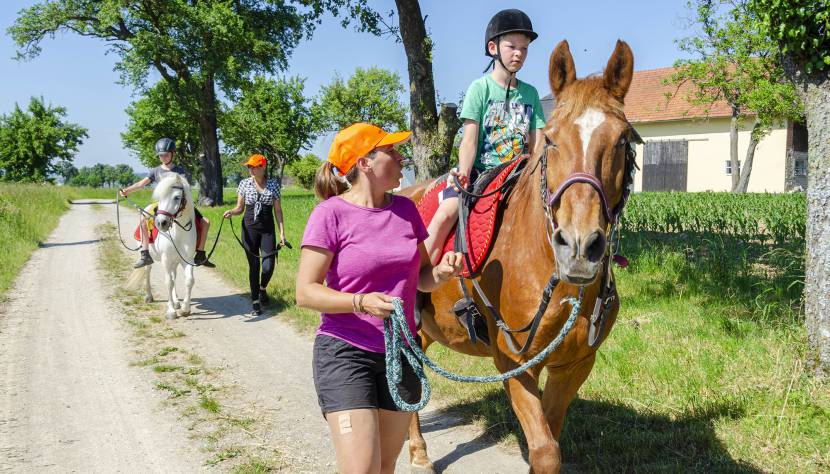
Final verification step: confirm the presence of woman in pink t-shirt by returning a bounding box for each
[296,123,462,474]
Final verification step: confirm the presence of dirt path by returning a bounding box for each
[0,201,202,473]
[1,200,529,473]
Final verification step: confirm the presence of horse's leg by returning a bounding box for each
[408,332,435,472]
[162,257,177,320]
[178,263,194,317]
[170,266,181,310]
[144,265,153,303]
[542,354,596,442]
[496,356,559,474]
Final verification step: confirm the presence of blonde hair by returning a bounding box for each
[314,162,360,200]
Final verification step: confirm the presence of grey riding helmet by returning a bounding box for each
[155,137,176,154]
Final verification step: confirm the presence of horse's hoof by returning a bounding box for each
[177,308,191,317]
[144,295,153,303]
[166,311,177,320]
[409,460,435,473]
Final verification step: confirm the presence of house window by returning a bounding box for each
[794,159,807,176]
[725,160,741,175]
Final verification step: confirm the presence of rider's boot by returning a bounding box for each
[133,250,153,268]
[194,250,216,268]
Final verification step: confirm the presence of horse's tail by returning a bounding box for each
[125,265,150,291]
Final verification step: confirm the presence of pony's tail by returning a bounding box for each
[125,266,150,291]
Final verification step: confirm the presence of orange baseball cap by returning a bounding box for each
[244,154,267,167]
[328,123,411,175]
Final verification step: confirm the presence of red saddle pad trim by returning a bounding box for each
[416,158,524,277]
[134,217,203,246]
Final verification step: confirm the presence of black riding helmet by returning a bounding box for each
[483,9,538,56]
[483,9,538,112]
[155,137,176,154]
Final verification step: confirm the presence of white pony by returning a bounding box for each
[127,174,196,319]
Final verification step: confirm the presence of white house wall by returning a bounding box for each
[631,118,787,192]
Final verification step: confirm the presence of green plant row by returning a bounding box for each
[622,192,806,244]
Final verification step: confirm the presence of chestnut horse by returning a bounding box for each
[402,40,638,473]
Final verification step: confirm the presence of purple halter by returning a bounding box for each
[546,172,616,226]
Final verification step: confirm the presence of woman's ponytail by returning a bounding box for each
[314,162,348,200]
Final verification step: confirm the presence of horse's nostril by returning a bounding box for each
[583,230,606,262]
[553,229,570,248]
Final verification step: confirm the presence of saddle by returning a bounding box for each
[133,203,203,244]
[415,157,527,278]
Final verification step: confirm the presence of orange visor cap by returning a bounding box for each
[328,123,411,175]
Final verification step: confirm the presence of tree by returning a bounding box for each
[669,0,802,193]
[0,96,87,182]
[287,153,322,190]
[222,76,319,181]
[122,81,201,181]
[748,0,830,377]
[316,67,408,131]
[53,160,78,184]
[10,0,382,204]
[113,164,137,187]
[379,1,462,179]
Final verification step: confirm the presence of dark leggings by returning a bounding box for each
[241,224,276,301]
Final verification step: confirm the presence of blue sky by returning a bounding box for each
[1,0,696,170]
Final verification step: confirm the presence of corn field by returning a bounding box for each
[621,192,806,245]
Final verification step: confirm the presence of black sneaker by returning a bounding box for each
[133,251,153,268]
[251,300,263,316]
[195,250,216,268]
[259,288,269,306]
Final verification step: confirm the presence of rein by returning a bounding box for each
[384,296,582,411]
[227,216,290,259]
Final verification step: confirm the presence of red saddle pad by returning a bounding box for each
[416,158,524,277]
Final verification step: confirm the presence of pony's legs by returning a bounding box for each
[496,356,559,474]
[143,265,153,303]
[542,354,596,441]
[178,263,194,316]
[408,332,435,471]
[161,256,178,319]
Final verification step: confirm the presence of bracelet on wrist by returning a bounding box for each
[357,293,366,313]
[352,293,359,313]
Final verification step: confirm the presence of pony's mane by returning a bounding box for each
[549,76,625,125]
[153,174,191,201]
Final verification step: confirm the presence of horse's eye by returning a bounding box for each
[617,137,627,147]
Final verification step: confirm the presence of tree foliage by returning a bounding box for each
[750,0,830,75]
[0,96,87,182]
[222,76,319,179]
[670,0,802,192]
[9,0,383,203]
[67,163,137,188]
[316,67,408,131]
[287,153,322,190]
[121,81,201,180]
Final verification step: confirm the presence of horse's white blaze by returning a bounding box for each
[575,108,606,157]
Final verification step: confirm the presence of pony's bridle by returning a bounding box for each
[154,184,192,231]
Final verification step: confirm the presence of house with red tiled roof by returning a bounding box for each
[541,66,808,192]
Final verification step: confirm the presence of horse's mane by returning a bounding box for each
[153,174,191,201]
[549,76,625,125]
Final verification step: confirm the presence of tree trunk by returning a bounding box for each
[785,57,830,378]
[197,74,223,206]
[729,107,740,192]
[395,0,461,180]
[736,120,761,193]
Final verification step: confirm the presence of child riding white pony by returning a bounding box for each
[128,174,196,319]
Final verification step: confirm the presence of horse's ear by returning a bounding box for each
[603,40,634,102]
[549,40,576,98]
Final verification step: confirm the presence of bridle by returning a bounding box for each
[539,123,642,249]
[154,183,192,232]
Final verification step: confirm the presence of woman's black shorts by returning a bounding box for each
[312,334,422,414]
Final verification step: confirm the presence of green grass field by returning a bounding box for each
[8,183,828,472]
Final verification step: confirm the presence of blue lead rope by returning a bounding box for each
[383,296,582,412]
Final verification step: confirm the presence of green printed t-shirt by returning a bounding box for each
[460,74,546,172]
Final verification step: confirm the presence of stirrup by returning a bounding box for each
[452,298,490,345]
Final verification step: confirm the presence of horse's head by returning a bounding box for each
[152,175,190,232]
[543,40,639,285]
